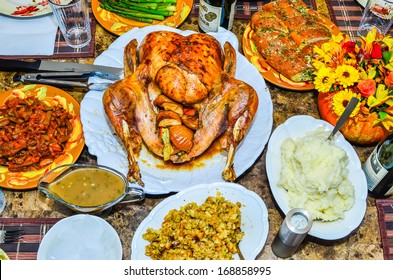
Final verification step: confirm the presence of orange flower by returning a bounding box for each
[385,72,393,87]
[357,79,376,97]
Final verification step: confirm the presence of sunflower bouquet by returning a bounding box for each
[312,27,393,137]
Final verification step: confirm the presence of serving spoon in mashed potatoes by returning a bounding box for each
[327,97,359,141]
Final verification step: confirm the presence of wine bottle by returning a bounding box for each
[362,133,393,198]
[198,0,237,33]
[222,0,237,30]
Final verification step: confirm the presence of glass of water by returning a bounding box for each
[358,0,393,37]
[48,0,91,48]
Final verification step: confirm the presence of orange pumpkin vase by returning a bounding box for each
[317,91,388,145]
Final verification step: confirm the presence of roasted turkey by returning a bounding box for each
[103,31,259,186]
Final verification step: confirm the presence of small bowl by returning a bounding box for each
[37,214,122,260]
[37,163,144,213]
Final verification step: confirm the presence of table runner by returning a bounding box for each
[0,218,61,260]
[376,199,393,260]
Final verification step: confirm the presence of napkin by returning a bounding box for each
[376,199,393,260]
[0,14,58,56]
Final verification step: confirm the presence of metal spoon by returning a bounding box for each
[236,243,245,260]
[327,96,359,141]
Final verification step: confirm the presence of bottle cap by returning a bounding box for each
[272,208,313,258]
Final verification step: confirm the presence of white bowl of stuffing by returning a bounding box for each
[131,182,269,260]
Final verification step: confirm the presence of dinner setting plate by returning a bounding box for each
[80,25,273,195]
[37,214,122,260]
[357,0,366,7]
[265,115,368,240]
[0,0,52,17]
[131,182,269,260]
[91,0,194,35]
[0,84,85,190]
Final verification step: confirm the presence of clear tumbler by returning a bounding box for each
[358,0,393,37]
[48,0,91,48]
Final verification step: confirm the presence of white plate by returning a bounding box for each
[265,115,368,240]
[357,0,367,7]
[0,0,52,17]
[80,26,273,195]
[131,182,269,260]
[37,214,122,260]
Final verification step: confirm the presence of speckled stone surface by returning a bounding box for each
[0,17,384,260]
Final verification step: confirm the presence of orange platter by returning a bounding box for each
[242,22,340,91]
[92,0,194,36]
[242,23,314,91]
[0,84,84,190]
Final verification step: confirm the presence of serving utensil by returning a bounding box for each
[14,72,116,91]
[237,243,245,260]
[327,96,359,141]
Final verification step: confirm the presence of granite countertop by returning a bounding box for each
[0,17,384,260]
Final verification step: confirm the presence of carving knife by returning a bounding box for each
[0,58,123,77]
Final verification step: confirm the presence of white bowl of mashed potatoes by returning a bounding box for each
[266,115,367,240]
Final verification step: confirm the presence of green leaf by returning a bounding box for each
[379,111,388,120]
[383,51,393,65]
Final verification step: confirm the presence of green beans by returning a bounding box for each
[99,0,177,23]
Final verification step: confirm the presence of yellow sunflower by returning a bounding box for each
[335,64,359,88]
[314,66,336,92]
[332,88,360,117]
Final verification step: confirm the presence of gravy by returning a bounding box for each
[49,168,125,207]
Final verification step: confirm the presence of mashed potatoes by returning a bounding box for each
[277,127,355,221]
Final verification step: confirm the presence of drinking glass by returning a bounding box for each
[358,0,393,37]
[48,0,91,48]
